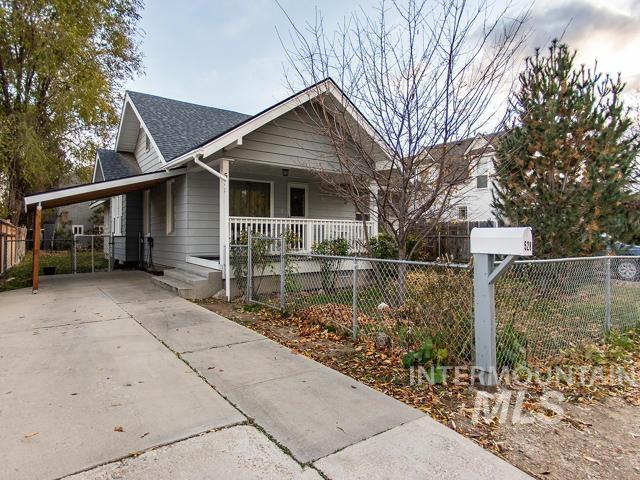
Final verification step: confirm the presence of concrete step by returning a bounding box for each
[181,263,222,281]
[155,265,223,300]
[164,268,209,284]
[151,275,194,300]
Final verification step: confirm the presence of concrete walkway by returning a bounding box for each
[0,271,531,479]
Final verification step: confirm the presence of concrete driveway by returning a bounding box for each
[0,272,531,479]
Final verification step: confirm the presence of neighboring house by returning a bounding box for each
[429,132,503,223]
[43,174,100,247]
[24,78,386,298]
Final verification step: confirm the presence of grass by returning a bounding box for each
[0,249,108,292]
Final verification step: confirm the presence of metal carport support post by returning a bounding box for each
[471,227,533,387]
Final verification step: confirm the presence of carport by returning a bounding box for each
[23,168,184,292]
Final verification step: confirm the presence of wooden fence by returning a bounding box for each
[422,220,496,262]
[0,219,27,275]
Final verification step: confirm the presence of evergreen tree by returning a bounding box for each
[493,41,640,257]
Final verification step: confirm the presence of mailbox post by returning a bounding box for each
[470,227,533,386]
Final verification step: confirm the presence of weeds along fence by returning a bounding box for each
[232,234,640,368]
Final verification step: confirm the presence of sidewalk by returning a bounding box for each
[109,280,531,478]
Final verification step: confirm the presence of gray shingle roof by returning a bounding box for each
[127,91,251,161]
[97,149,141,180]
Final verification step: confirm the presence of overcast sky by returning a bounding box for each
[126,0,640,115]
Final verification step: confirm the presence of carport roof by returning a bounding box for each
[24,168,185,210]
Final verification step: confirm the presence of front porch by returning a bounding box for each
[186,158,377,275]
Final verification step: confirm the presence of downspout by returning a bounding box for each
[192,155,231,301]
[194,155,227,181]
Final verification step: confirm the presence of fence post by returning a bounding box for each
[352,258,359,340]
[109,232,114,272]
[279,233,286,311]
[473,253,497,386]
[91,235,95,273]
[247,230,253,303]
[2,234,7,275]
[72,235,77,274]
[605,252,612,333]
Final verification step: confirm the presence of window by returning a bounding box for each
[355,212,371,222]
[457,206,468,221]
[143,189,151,236]
[112,195,123,236]
[95,225,104,235]
[166,180,175,235]
[288,183,308,218]
[145,134,150,152]
[72,225,84,235]
[476,157,489,189]
[230,180,271,217]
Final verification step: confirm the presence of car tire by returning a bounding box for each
[617,259,639,281]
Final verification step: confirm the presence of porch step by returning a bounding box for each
[151,275,195,299]
[151,265,222,300]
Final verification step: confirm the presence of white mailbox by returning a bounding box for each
[470,227,533,256]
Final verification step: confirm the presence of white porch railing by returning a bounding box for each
[229,216,376,251]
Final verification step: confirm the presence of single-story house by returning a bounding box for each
[24,79,386,298]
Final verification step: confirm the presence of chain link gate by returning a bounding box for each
[247,231,286,310]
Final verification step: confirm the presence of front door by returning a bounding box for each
[288,184,307,217]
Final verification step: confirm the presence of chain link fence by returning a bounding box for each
[0,234,130,291]
[284,253,475,363]
[495,256,640,366]
[230,234,639,367]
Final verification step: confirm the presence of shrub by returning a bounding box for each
[312,238,350,293]
[401,268,474,363]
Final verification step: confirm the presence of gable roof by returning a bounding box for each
[163,78,391,169]
[126,91,251,161]
[96,149,142,181]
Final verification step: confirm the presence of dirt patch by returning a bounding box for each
[198,299,640,480]
[500,398,640,479]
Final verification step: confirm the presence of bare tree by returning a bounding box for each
[278,0,529,260]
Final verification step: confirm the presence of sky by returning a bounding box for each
[126,0,640,115]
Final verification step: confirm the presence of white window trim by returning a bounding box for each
[166,180,175,235]
[476,156,490,190]
[476,175,489,190]
[287,182,309,218]
[112,195,123,236]
[72,224,84,235]
[229,177,274,217]
[457,205,468,221]
[143,189,151,236]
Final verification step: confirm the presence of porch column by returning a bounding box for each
[32,204,42,293]
[370,183,379,238]
[219,158,230,282]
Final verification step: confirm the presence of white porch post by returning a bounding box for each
[219,158,230,299]
[370,183,379,238]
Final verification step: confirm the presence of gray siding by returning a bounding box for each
[223,108,346,172]
[186,169,220,257]
[94,159,105,182]
[147,174,188,268]
[134,128,163,173]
